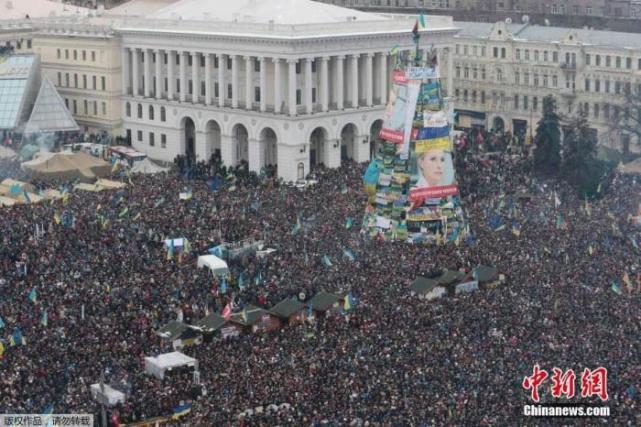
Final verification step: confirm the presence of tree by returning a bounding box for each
[533,95,562,175]
[607,85,641,157]
[561,113,606,197]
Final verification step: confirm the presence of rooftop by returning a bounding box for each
[0,0,90,19]
[455,21,641,50]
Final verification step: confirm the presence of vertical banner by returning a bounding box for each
[400,81,421,160]
[379,70,410,143]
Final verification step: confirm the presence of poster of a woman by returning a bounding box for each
[409,147,458,202]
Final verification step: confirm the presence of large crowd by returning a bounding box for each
[0,144,640,426]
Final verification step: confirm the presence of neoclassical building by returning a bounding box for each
[114,0,457,181]
[446,20,641,153]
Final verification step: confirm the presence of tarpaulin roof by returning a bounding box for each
[21,151,110,181]
[410,277,441,294]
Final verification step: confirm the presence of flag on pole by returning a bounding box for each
[0,316,5,329]
[0,341,4,358]
[623,272,633,292]
[241,308,248,323]
[554,191,561,208]
[220,278,228,294]
[291,216,302,235]
[53,212,61,225]
[154,197,165,208]
[118,207,129,218]
[322,255,333,267]
[238,273,245,290]
[343,293,355,311]
[111,161,119,174]
[41,309,48,327]
[345,217,354,229]
[221,303,232,320]
[343,248,356,262]
[28,287,37,303]
[167,239,174,260]
[611,281,622,295]
[418,14,427,29]
[511,222,521,237]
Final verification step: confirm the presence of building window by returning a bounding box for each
[137,130,143,142]
[525,50,530,60]
[214,83,219,98]
[472,68,478,79]
[65,49,69,59]
[534,50,539,61]
[92,75,97,90]
[496,69,502,82]
[74,74,78,88]
[93,101,97,115]
[57,49,61,59]
[534,74,539,87]
[176,80,180,93]
[594,103,599,118]
[188,55,192,67]
[176,55,180,66]
[514,71,520,85]
[605,80,611,93]
[544,51,549,62]
[91,51,96,62]
[493,47,498,58]
[472,90,477,103]
[137,104,142,119]
[126,102,131,117]
[626,57,632,69]
[595,79,601,92]
[523,95,528,110]
[254,60,261,72]
[102,102,106,115]
[83,75,87,89]
[64,98,69,109]
[296,89,302,104]
[481,91,486,104]
[65,73,70,87]
[83,100,88,115]
[73,50,77,60]
[481,67,486,80]
[149,105,154,120]
[606,55,611,67]
[533,96,538,111]
[455,88,460,98]
[455,66,461,78]
[214,56,218,68]
[57,72,62,86]
[524,72,530,85]
[585,79,591,91]
[596,55,601,66]
[552,52,558,62]
[255,87,261,103]
[161,134,167,148]
[615,81,621,94]
[160,106,166,122]
[200,56,205,67]
[552,75,558,87]
[101,77,106,91]
[188,80,193,95]
[616,57,621,68]
[227,57,232,69]
[463,89,468,102]
[464,67,469,78]
[514,94,519,109]
[82,50,86,61]
[586,54,591,65]
[296,62,301,74]
[73,100,77,114]
[149,133,155,146]
[543,75,548,87]
[228,84,232,99]
[201,81,206,96]
[515,49,521,60]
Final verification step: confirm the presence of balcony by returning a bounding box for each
[560,62,577,71]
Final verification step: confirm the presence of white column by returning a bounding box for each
[350,54,359,108]
[179,51,186,102]
[221,134,234,167]
[155,49,162,99]
[245,56,253,110]
[378,53,387,105]
[327,139,341,168]
[231,55,239,108]
[259,57,266,112]
[132,48,139,97]
[248,138,263,173]
[167,50,174,101]
[218,54,226,107]
[143,49,151,97]
[337,56,344,110]
[205,53,212,106]
[273,58,282,113]
[121,47,130,96]
[288,59,297,116]
[305,58,313,114]
[192,52,199,103]
[321,56,329,112]
[366,53,373,107]
[447,47,454,99]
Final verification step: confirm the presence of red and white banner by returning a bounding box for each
[409,184,459,201]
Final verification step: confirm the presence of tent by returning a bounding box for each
[130,157,170,174]
[472,265,498,283]
[410,277,446,300]
[1,179,35,194]
[0,196,17,206]
[436,269,466,285]
[157,320,201,349]
[193,313,228,333]
[309,292,341,312]
[90,383,126,407]
[95,179,127,190]
[144,352,198,379]
[164,238,185,249]
[22,151,111,181]
[618,157,641,175]
[73,183,101,192]
[0,146,16,159]
[269,298,306,322]
[197,255,229,277]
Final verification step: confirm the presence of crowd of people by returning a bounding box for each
[0,144,639,426]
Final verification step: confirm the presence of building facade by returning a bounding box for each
[446,20,641,153]
[114,0,457,182]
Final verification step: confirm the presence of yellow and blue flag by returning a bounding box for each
[172,403,192,419]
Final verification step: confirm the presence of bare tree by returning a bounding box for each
[607,84,641,156]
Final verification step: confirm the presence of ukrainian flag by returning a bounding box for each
[172,403,192,419]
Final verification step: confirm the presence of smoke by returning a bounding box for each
[33,132,54,153]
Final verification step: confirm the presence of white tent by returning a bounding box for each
[90,383,126,406]
[164,238,185,248]
[130,158,170,174]
[197,255,229,277]
[144,351,198,379]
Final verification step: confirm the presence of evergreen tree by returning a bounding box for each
[562,112,610,197]
[533,96,562,175]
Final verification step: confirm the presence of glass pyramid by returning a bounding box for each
[23,76,79,134]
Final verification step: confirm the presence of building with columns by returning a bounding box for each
[114,0,457,182]
[446,20,641,154]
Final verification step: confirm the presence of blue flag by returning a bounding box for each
[238,273,245,290]
[0,316,5,329]
[342,248,356,262]
[28,287,37,303]
[12,328,24,346]
[322,255,333,267]
[220,278,228,294]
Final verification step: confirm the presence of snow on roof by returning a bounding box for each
[151,0,386,25]
[0,0,90,19]
[106,0,180,17]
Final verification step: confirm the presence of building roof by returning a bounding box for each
[455,21,641,50]
[410,277,441,294]
[151,0,386,25]
[107,0,180,16]
[193,313,227,332]
[269,298,305,319]
[0,0,90,19]
[0,55,37,130]
[309,292,341,311]
[24,76,79,134]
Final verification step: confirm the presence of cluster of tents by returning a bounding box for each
[157,292,352,349]
[21,151,112,181]
[410,265,504,301]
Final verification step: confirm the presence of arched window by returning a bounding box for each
[160,106,166,122]
[125,102,131,117]
[297,162,305,180]
[148,105,154,120]
[137,104,142,119]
